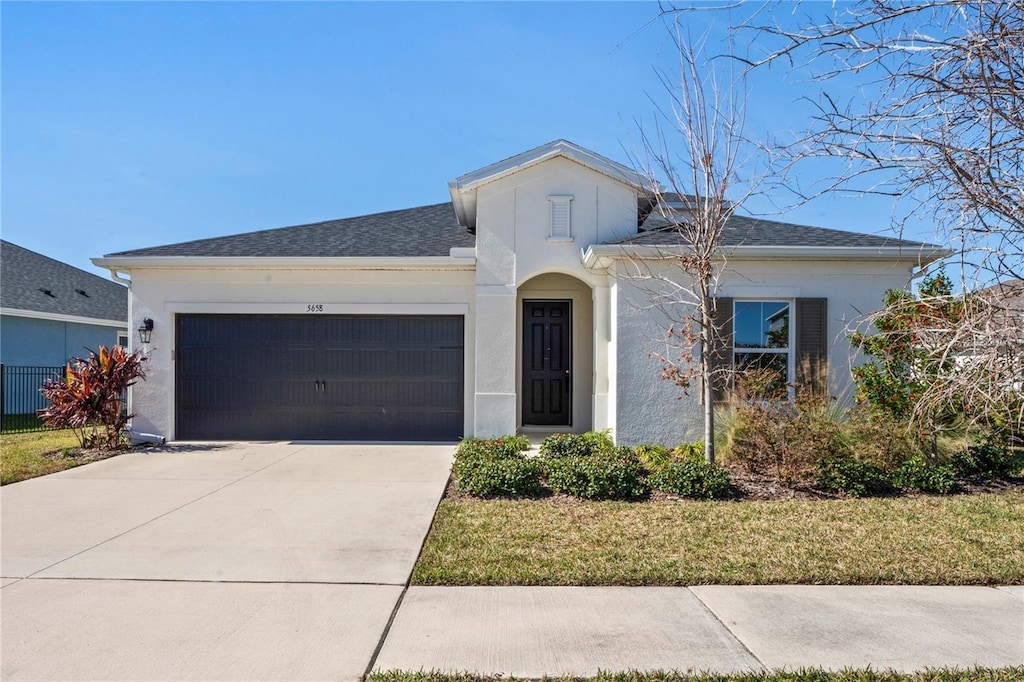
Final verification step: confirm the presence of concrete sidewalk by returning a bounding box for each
[374,585,1024,676]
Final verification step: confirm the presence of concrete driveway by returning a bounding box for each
[1,442,454,681]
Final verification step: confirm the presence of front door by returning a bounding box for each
[522,300,571,426]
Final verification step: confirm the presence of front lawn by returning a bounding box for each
[412,493,1024,586]
[0,429,103,484]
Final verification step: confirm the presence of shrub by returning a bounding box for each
[582,429,615,452]
[635,444,672,471]
[892,456,958,494]
[539,433,602,459]
[672,441,707,462]
[950,440,1024,480]
[720,394,849,487]
[456,435,530,459]
[453,436,541,498]
[648,459,731,499]
[844,407,926,471]
[543,446,646,500]
[39,345,146,450]
[816,457,892,497]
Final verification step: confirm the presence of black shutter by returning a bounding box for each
[709,297,733,403]
[795,298,828,394]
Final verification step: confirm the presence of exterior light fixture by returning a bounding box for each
[138,318,154,345]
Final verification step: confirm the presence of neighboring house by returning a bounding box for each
[1,240,128,366]
[93,140,949,445]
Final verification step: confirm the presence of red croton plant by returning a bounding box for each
[39,345,147,450]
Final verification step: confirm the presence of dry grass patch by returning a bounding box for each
[0,429,122,484]
[371,668,1024,682]
[412,494,1024,586]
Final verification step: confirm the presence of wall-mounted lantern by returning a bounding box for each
[137,318,154,345]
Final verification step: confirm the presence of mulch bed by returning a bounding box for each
[42,444,133,466]
[443,465,1024,503]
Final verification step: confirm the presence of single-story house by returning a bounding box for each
[93,140,948,445]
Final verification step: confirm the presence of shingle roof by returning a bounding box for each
[1,240,127,322]
[611,212,939,250]
[105,202,476,258]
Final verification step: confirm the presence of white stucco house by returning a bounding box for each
[93,140,948,445]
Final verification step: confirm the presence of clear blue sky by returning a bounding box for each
[2,1,939,277]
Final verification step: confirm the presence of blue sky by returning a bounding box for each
[2,1,938,276]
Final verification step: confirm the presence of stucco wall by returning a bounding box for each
[471,156,631,436]
[612,259,918,446]
[126,267,475,440]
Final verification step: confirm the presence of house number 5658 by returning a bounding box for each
[307,304,324,312]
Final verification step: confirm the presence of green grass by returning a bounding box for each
[370,668,1024,682]
[412,494,1024,586]
[0,429,82,484]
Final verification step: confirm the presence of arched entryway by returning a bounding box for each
[517,272,594,434]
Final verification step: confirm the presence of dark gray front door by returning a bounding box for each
[522,300,571,426]
[175,314,464,441]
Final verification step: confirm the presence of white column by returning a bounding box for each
[592,284,612,435]
[473,284,518,437]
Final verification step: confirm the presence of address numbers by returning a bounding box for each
[307,304,324,312]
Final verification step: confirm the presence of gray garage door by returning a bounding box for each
[175,314,464,441]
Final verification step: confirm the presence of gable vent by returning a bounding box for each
[548,195,573,241]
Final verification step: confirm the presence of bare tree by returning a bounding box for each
[624,26,770,463]
[734,0,1024,436]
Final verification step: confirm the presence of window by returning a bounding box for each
[547,195,573,241]
[117,331,129,348]
[733,300,792,400]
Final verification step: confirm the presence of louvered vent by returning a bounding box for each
[548,195,573,240]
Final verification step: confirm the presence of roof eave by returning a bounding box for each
[582,244,954,271]
[91,255,477,271]
[0,307,127,328]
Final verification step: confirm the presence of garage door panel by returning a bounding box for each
[175,314,464,441]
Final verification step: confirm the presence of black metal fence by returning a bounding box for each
[0,364,63,433]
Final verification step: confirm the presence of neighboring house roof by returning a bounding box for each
[614,213,938,250]
[104,202,475,259]
[1,240,127,324]
[981,278,1024,303]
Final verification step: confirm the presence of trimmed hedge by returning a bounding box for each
[893,456,958,495]
[648,459,731,499]
[453,436,541,498]
[816,457,891,498]
[542,446,646,500]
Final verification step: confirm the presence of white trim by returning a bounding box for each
[448,140,649,229]
[91,256,477,271]
[450,140,647,194]
[0,307,127,329]
[582,244,952,270]
[164,302,470,315]
[724,286,802,298]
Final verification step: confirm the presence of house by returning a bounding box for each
[92,140,949,445]
[1,240,129,422]
[1,240,129,366]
